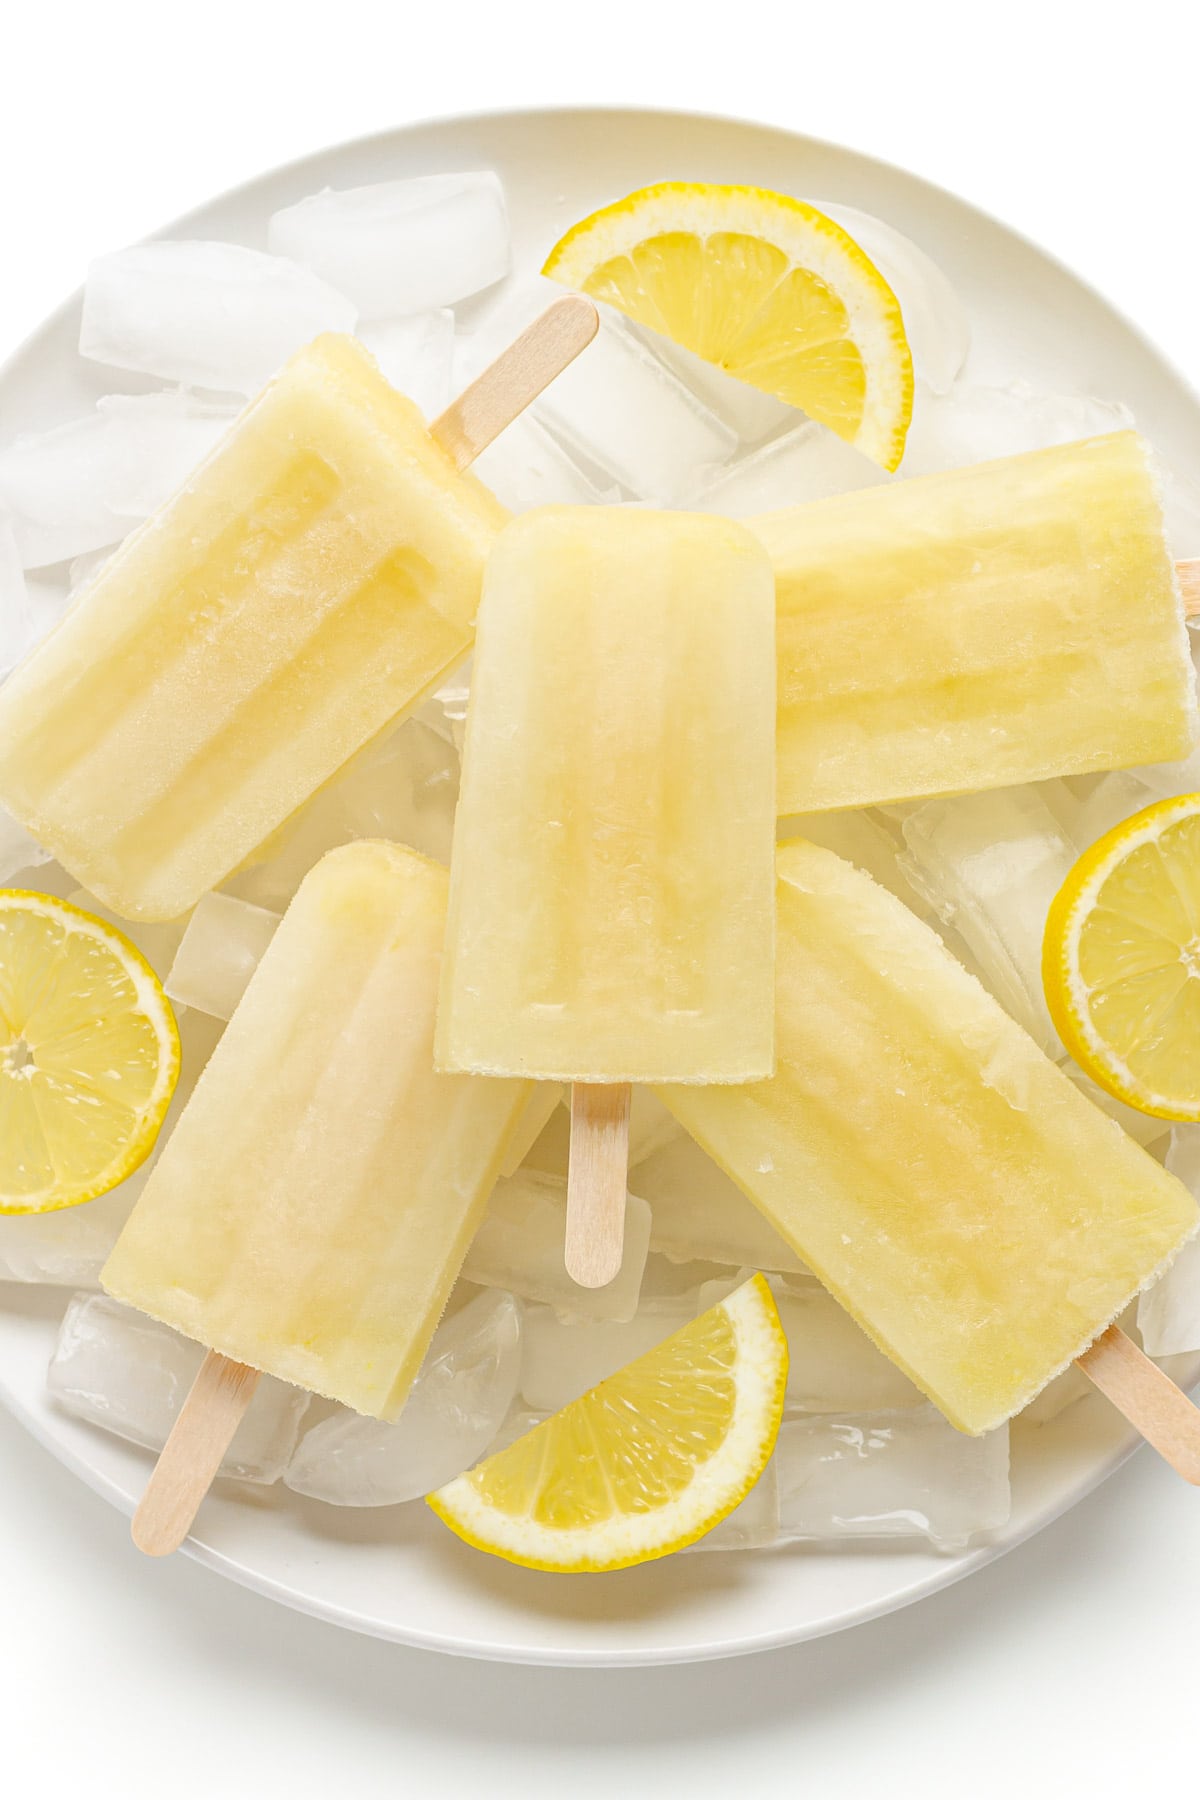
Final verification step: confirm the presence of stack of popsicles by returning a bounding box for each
[2,280,1200,1557]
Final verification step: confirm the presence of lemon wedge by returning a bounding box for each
[1043,794,1200,1121]
[543,181,913,470]
[429,1273,787,1572]
[0,890,180,1213]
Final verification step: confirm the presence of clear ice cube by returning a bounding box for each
[518,1299,696,1414]
[356,310,455,417]
[1018,1365,1093,1426]
[462,1169,651,1323]
[686,1462,781,1552]
[80,240,356,394]
[470,413,620,512]
[0,518,35,675]
[0,804,51,882]
[814,201,971,395]
[225,716,459,910]
[900,379,1133,480]
[715,1279,922,1412]
[1049,771,1159,853]
[165,892,280,1022]
[459,280,736,502]
[1139,1130,1200,1356]
[515,1101,571,1178]
[775,1406,1011,1548]
[48,1293,308,1482]
[498,1085,565,1179]
[631,1131,806,1273]
[0,392,237,567]
[778,807,933,922]
[899,786,1077,1055]
[1121,744,1200,804]
[627,1088,680,1166]
[284,1289,522,1505]
[629,329,798,444]
[1058,1059,1172,1150]
[692,421,888,517]
[268,173,510,318]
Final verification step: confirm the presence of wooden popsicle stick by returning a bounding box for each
[1076,1324,1200,1484]
[430,293,598,471]
[566,1083,632,1289]
[1177,558,1200,619]
[131,1351,260,1556]
[129,300,599,1558]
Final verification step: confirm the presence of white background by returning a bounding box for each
[3,4,1200,1794]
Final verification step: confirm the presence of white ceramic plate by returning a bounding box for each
[1,105,1198,1667]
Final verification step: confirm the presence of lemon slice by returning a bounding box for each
[428,1273,787,1573]
[1043,794,1200,1121]
[543,181,913,470]
[0,891,180,1213]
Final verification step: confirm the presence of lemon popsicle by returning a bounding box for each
[102,842,529,1419]
[755,433,1198,816]
[437,507,777,1084]
[657,842,1198,1437]
[0,299,597,922]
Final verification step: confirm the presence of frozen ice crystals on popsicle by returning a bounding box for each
[285,1290,522,1505]
[80,241,356,394]
[463,1169,651,1323]
[0,393,237,567]
[1139,1130,1200,1356]
[775,1406,1010,1548]
[899,786,1077,1055]
[356,311,455,417]
[268,173,510,318]
[48,1294,308,1482]
[166,893,280,1021]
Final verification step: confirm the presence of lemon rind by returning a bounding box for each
[543,181,913,471]
[427,1274,788,1573]
[1044,793,1200,1122]
[0,888,181,1214]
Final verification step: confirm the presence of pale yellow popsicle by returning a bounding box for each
[754,432,1198,816]
[436,506,777,1084]
[102,841,528,1418]
[657,841,1198,1435]
[0,335,507,921]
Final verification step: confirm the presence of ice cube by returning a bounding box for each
[1139,1130,1200,1356]
[516,1101,571,1178]
[268,173,510,318]
[814,201,970,395]
[285,1289,522,1505]
[0,518,36,675]
[686,1464,782,1552]
[631,1131,806,1273]
[225,716,459,910]
[1121,743,1200,804]
[80,241,356,394]
[66,885,190,980]
[775,1406,1011,1548]
[498,1085,566,1178]
[638,1251,741,1302]
[463,1169,651,1323]
[1160,463,1200,560]
[356,310,455,417]
[899,786,1077,1054]
[1018,1365,1093,1426]
[0,392,237,567]
[730,1280,923,1412]
[0,804,51,882]
[628,1088,680,1166]
[900,380,1133,479]
[692,420,887,516]
[471,414,620,512]
[459,280,736,502]
[627,329,798,444]
[1049,771,1159,853]
[518,1299,695,1413]
[0,1169,146,1287]
[48,1293,308,1482]
[1058,1059,1172,1150]
[165,893,280,1022]
[415,660,471,753]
